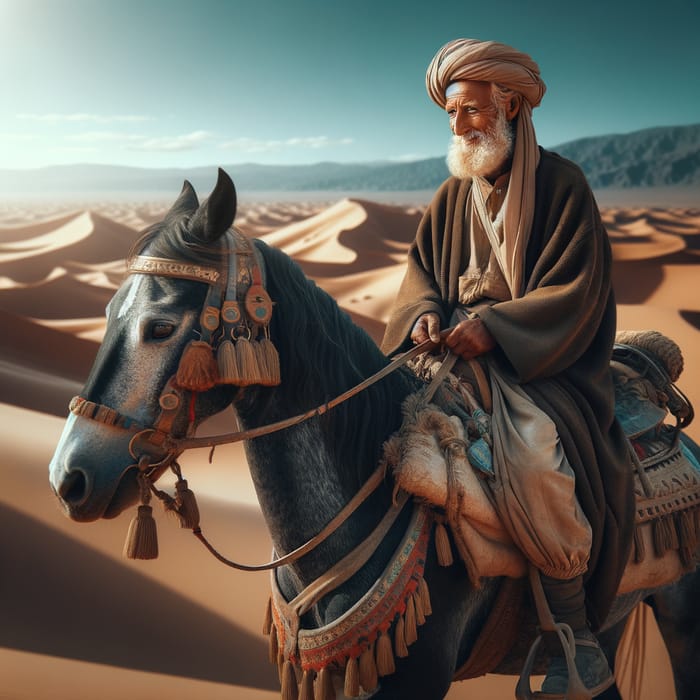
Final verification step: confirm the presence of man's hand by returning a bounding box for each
[444,317,496,360]
[411,312,441,344]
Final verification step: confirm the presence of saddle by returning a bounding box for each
[385,329,700,679]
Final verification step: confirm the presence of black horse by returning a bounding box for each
[49,170,700,699]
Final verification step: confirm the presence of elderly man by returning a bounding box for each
[382,39,634,697]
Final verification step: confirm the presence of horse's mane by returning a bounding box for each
[254,240,420,490]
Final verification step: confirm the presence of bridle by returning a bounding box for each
[69,227,442,572]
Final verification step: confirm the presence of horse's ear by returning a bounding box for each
[188,169,237,244]
[166,180,200,220]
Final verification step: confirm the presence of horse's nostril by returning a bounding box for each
[59,469,89,506]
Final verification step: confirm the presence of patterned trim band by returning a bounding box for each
[127,255,221,284]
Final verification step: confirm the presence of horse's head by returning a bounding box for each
[49,169,275,522]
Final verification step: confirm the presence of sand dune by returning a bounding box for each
[1,193,697,699]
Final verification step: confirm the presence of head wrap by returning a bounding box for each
[426,39,547,298]
[426,38,546,110]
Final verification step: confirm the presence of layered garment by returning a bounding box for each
[381,148,634,629]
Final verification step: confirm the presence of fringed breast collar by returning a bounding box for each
[265,503,433,700]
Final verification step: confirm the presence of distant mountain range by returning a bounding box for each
[1,123,698,195]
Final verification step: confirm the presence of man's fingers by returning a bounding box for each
[426,315,441,343]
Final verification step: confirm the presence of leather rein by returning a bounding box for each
[70,235,443,573]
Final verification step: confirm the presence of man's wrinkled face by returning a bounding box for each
[444,80,514,179]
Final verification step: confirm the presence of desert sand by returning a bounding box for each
[1,190,698,699]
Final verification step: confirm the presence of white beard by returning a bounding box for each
[446,110,514,179]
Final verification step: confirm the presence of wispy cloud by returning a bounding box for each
[219,136,354,153]
[16,113,154,124]
[67,130,214,152]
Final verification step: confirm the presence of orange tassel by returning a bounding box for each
[176,340,218,391]
[419,578,432,616]
[404,595,418,646]
[281,660,299,700]
[316,667,335,700]
[359,642,378,692]
[413,591,426,626]
[262,597,273,635]
[376,629,395,676]
[123,504,158,559]
[268,624,278,664]
[299,669,315,700]
[394,614,409,658]
[344,656,360,697]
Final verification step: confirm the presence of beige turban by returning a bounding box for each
[426,38,546,110]
[426,39,547,298]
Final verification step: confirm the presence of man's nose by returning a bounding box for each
[453,111,470,135]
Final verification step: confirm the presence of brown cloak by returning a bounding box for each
[381,148,634,629]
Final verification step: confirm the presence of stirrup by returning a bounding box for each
[515,566,592,700]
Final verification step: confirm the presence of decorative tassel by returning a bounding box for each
[176,340,218,391]
[235,336,262,386]
[404,595,418,646]
[394,614,409,658]
[678,510,697,569]
[413,591,426,626]
[653,516,675,557]
[255,336,281,386]
[124,504,159,559]
[419,578,432,616]
[281,660,299,700]
[268,623,279,664]
[633,525,646,563]
[216,338,241,384]
[375,629,395,676]
[344,656,360,697]
[435,521,454,567]
[359,642,378,692]
[300,669,315,700]
[263,596,273,635]
[174,478,200,529]
[316,667,335,700]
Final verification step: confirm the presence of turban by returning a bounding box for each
[426,38,546,110]
[426,39,547,298]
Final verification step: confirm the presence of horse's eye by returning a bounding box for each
[149,321,175,340]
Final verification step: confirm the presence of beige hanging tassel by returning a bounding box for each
[359,642,378,692]
[299,669,315,700]
[255,336,281,386]
[434,521,454,567]
[316,667,335,700]
[124,475,158,560]
[404,595,418,646]
[344,656,360,697]
[263,596,273,635]
[375,629,395,676]
[216,338,241,384]
[235,336,262,386]
[394,614,409,658]
[281,660,299,700]
[174,478,200,529]
[633,525,645,563]
[176,340,218,391]
[418,578,432,616]
[268,624,279,664]
[123,504,159,559]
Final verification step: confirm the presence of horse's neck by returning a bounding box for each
[236,333,413,589]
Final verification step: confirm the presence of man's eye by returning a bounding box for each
[149,321,175,340]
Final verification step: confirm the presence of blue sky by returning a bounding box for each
[1,0,698,169]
